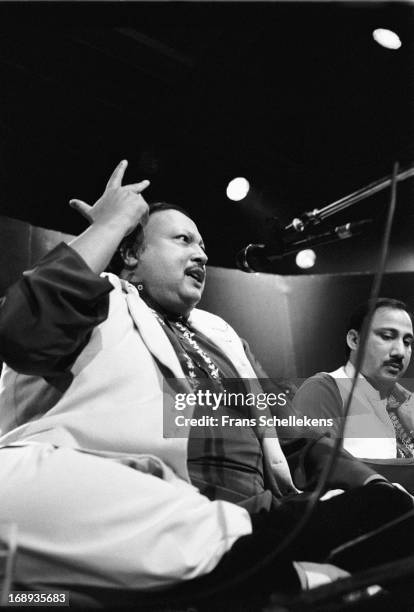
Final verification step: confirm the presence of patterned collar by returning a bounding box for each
[344,362,414,457]
[132,285,189,324]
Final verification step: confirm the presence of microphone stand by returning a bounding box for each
[237,162,414,272]
[237,220,372,272]
[285,162,414,232]
[280,222,369,257]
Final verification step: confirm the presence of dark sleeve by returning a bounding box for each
[0,242,113,377]
[300,436,382,490]
[241,343,385,490]
[292,373,343,427]
[292,376,384,488]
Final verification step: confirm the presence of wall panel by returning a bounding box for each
[3,215,414,383]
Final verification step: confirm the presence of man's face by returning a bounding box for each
[349,306,413,391]
[133,210,207,316]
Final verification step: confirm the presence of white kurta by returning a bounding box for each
[0,273,257,590]
[329,364,414,458]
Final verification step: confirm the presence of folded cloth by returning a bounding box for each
[293,561,350,589]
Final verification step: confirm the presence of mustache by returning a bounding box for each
[384,358,404,369]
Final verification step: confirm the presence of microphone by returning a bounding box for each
[285,209,321,233]
[236,219,372,272]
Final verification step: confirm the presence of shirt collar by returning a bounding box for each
[344,360,409,404]
[344,361,385,402]
[134,285,189,324]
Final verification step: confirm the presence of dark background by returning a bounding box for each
[0,1,414,274]
[4,214,414,379]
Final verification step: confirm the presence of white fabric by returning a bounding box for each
[293,561,350,590]
[0,274,290,483]
[0,443,251,590]
[0,276,260,589]
[328,363,414,458]
[0,275,191,479]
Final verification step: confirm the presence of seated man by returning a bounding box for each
[0,161,413,606]
[292,298,414,459]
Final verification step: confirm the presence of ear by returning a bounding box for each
[120,246,139,270]
[347,329,359,352]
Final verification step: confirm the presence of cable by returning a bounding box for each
[229,160,405,577]
[172,161,414,605]
[290,160,401,519]
[327,504,414,561]
[257,160,404,565]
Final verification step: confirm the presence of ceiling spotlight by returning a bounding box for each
[226,177,250,201]
[372,28,401,50]
[295,249,316,269]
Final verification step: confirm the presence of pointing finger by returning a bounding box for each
[123,179,150,194]
[69,199,93,223]
[106,159,128,190]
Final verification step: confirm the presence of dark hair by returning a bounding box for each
[345,297,413,358]
[106,201,192,275]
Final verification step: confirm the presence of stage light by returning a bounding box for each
[226,177,250,201]
[372,28,401,50]
[296,249,316,269]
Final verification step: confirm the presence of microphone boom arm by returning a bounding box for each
[286,163,414,232]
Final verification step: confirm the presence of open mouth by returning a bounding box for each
[185,268,205,284]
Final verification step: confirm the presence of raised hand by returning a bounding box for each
[69,160,150,238]
[68,160,150,273]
